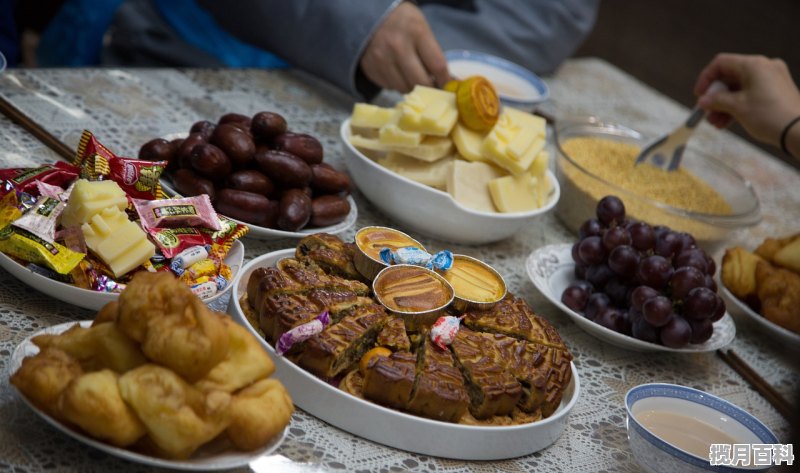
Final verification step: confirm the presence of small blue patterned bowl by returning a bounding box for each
[625,383,779,473]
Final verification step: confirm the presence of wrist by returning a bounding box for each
[782,116,800,160]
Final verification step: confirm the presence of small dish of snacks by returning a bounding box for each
[626,383,778,473]
[141,111,357,240]
[228,231,579,460]
[10,272,293,470]
[720,233,800,347]
[527,195,736,352]
[0,132,245,311]
[340,77,558,244]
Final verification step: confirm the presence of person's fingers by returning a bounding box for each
[699,89,742,116]
[396,47,435,89]
[415,31,450,87]
[693,52,747,96]
[706,111,732,129]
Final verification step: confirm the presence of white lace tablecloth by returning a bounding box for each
[0,59,797,473]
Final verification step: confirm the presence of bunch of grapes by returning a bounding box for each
[561,195,725,348]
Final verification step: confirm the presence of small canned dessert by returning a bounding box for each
[354,226,426,280]
[372,264,454,330]
[441,254,506,312]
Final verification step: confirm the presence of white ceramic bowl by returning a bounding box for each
[340,119,559,245]
[626,383,779,473]
[227,248,581,460]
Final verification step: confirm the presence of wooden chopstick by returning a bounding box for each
[716,349,794,420]
[0,94,74,161]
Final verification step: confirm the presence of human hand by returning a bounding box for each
[359,2,451,93]
[694,53,800,146]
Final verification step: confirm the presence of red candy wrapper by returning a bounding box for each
[430,315,464,350]
[0,162,79,198]
[147,227,213,259]
[75,130,167,200]
[133,195,221,231]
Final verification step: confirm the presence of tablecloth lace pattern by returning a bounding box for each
[0,59,797,473]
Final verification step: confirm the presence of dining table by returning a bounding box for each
[0,57,797,473]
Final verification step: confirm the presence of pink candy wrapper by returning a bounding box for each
[276,311,331,355]
[133,195,221,231]
[431,315,464,350]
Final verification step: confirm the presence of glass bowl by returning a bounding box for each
[554,116,761,253]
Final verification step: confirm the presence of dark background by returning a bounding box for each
[574,0,800,169]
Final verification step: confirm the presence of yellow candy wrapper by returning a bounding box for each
[0,225,84,274]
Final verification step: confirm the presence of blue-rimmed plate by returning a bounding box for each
[445,49,549,107]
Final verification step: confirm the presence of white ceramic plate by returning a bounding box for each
[445,49,550,107]
[160,179,357,241]
[9,321,287,471]
[0,239,244,312]
[526,243,736,353]
[227,249,580,460]
[340,119,559,244]
[719,282,800,348]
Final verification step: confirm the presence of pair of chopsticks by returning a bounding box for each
[716,349,794,420]
[0,94,74,161]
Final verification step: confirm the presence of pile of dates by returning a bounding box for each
[139,111,351,231]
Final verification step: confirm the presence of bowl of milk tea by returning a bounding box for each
[625,383,778,472]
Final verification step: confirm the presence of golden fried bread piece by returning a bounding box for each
[119,272,230,381]
[118,364,232,459]
[754,232,800,264]
[58,369,146,447]
[721,247,767,299]
[93,300,119,325]
[226,378,294,451]
[195,318,275,393]
[755,261,800,334]
[32,323,146,373]
[10,347,82,420]
[772,238,800,273]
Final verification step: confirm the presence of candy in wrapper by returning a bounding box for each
[380,246,454,271]
[0,191,23,228]
[35,180,68,199]
[12,196,65,242]
[55,225,88,255]
[204,215,248,259]
[277,311,331,356]
[191,280,218,299]
[148,227,213,259]
[94,274,126,294]
[75,130,167,200]
[0,162,79,198]
[133,195,221,231]
[178,258,217,282]
[170,245,210,275]
[215,273,228,291]
[0,225,84,275]
[430,315,464,350]
[26,263,73,284]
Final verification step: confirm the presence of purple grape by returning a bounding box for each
[710,295,726,322]
[660,316,692,348]
[608,245,640,278]
[575,264,587,280]
[587,264,615,290]
[675,232,697,253]
[579,218,604,239]
[704,274,718,292]
[585,292,611,320]
[603,226,632,251]
[630,285,660,310]
[689,318,714,344]
[628,221,656,251]
[632,317,660,343]
[578,236,606,266]
[669,266,706,300]
[571,242,586,266]
[655,231,682,259]
[683,286,717,320]
[673,248,709,273]
[596,196,626,226]
[642,296,674,327]
[619,311,634,335]
[594,307,623,332]
[637,255,673,289]
[653,225,671,239]
[574,280,594,294]
[561,285,590,313]
[705,254,717,276]
[605,277,631,308]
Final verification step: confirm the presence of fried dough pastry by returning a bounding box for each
[755,261,800,334]
[118,364,232,459]
[226,378,294,451]
[721,247,766,299]
[93,300,119,325]
[754,232,800,266]
[10,347,82,419]
[119,272,230,381]
[58,369,146,447]
[771,238,800,273]
[33,322,146,373]
[195,318,275,393]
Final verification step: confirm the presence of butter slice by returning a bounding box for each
[377,152,454,189]
[482,107,546,175]
[527,149,550,178]
[489,173,539,213]
[397,86,458,136]
[379,111,423,147]
[61,179,128,227]
[451,123,487,162]
[351,103,395,129]
[446,161,505,212]
[351,134,452,162]
[82,207,155,277]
